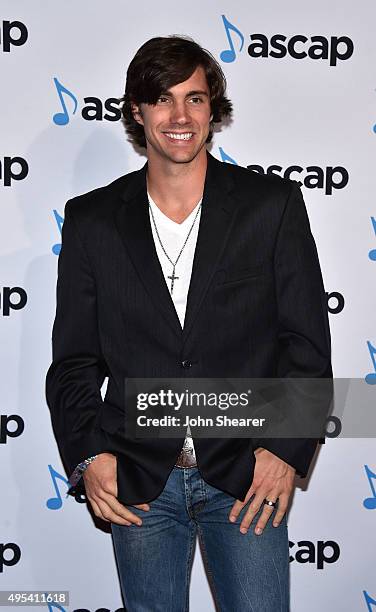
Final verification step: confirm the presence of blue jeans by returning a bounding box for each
[111,466,289,611]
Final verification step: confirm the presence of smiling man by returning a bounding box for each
[46,35,332,611]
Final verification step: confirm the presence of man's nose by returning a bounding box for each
[169,101,191,124]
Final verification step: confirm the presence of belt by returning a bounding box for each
[174,430,197,468]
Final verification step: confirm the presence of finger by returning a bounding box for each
[95,496,137,526]
[89,496,132,526]
[88,496,109,522]
[109,501,144,525]
[133,503,150,511]
[254,501,278,535]
[95,491,144,525]
[272,494,289,527]
[239,493,266,533]
[229,500,245,522]
[229,487,256,522]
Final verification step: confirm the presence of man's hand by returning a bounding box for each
[229,448,295,535]
[83,452,150,526]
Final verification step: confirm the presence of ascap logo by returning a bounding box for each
[51,209,64,256]
[46,465,87,510]
[363,590,376,609]
[365,341,376,385]
[248,164,349,196]
[0,542,21,572]
[0,157,29,186]
[363,465,376,510]
[218,149,349,196]
[219,14,354,66]
[0,20,28,52]
[0,287,27,315]
[369,217,376,261]
[289,540,340,569]
[326,291,345,314]
[325,415,342,439]
[0,414,24,444]
[52,78,121,126]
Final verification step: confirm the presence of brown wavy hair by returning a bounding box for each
[119,35,233,148]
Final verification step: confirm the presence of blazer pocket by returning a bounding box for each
[217,263,269,286]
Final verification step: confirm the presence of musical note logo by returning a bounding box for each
[365,341,376,385]
[52,209,64,255]
[53,77,78,126]
[220,15,245,63]
[364,590,376,611]
[369,217,376,261]
[219,147,238,165]
[46,464,69,510]
[363,465,376,510]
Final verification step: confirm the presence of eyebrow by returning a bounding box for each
[160,89,209,97]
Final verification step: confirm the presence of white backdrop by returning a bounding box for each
[1,1,376,610]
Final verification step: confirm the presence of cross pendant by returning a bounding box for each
[167,267,179,294]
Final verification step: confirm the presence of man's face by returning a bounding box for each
[132,65,212,165]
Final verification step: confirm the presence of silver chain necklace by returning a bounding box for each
[148,198,202,294]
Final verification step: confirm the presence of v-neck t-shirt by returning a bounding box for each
[147,192,202,329]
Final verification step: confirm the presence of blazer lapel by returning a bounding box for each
[182,152,238,342]
[114,162,183,338]
[114,152,238,342]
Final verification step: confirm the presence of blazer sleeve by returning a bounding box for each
[253,181,332,477]
[45,200,109,477]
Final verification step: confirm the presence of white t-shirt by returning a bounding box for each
[148,191,202,453]
[147,192,202,328]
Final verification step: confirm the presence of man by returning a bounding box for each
[46,35,332,611]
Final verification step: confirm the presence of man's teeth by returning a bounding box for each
[165,133,193,140]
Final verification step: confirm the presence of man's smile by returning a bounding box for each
[163,132,194,141]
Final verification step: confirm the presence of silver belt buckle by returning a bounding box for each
[175,432,197,468]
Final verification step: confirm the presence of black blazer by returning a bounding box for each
[45,151,332,505]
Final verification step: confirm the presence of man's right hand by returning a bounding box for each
[83,452,150,526]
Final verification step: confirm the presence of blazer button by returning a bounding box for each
[181,359,193,369]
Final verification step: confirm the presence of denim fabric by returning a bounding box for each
[111,466,289,611]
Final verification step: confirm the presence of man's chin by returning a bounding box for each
[164,146,206,165]
[147,141,207,165]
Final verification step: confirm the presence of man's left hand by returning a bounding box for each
[229,448,296,535]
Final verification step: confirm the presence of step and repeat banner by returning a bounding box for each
[1,1,375,610]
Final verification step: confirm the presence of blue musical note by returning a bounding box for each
[46,464,69,510]
[369,217,376,261]
[363,465,376,509]
[219,147,238,165]
[52,209,64,255]
[53,77,78,126]
[220,15,244,63]
[364,590,376,611]
[365,341,376,385]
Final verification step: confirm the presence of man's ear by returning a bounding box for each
[131,103,144,126]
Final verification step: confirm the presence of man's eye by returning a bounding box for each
[157,96,169,103]
[190,97,203,103]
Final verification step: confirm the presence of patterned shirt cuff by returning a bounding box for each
[68,455,99,488]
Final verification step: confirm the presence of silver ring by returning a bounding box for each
[263,498,277,508]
